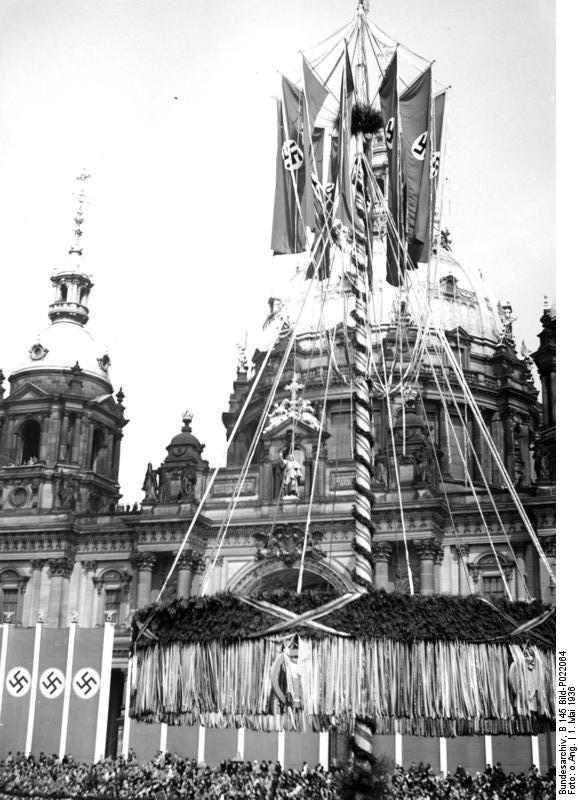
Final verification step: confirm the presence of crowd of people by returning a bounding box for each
[0,752,555,799]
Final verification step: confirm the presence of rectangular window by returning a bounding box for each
[481,575,505,601]
[1,588,18,617]
[104,588,121,620]
[328,411,353,460]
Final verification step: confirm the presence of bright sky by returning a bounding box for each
[0,0,555,504]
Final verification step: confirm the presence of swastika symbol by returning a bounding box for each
[431,151,440,178]
[6,666,31,697]
[39,668,65,699]
[385,117,395,149]
[73,667,100,699]
[411,130,428,160]
[281,139,304,171]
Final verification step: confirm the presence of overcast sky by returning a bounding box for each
[0,0,555,504]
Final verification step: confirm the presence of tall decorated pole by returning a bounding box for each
[349,0,383,768]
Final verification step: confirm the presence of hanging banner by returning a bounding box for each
[31,627,69,754]
[66,624,113,762]
[0,626,37,758]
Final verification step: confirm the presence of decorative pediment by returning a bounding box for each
[445,326,473,344]
[6,382,50,402]
[262,414,328,443]
[91,394,122,416]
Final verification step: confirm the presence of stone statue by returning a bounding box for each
[180,465,196,498]
[279,451,303,498]
[58,476,77,511]
[142,463,158,502]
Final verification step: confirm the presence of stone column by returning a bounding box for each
[539,536,556,605]
[415,539,443,596]
[70,415,81,464]
[513,544,529,601]
[80,415,94,470]
[373,542,393,591]
[190,554,205,597]
[6,416,16,461]
[46,557,74,627]
[25,560,44,626]
[176,551,198,598]
[450,544,470,596]
[133,553,157,608]
[111,433,122,481]
[38,412,51,462]
[46,402,62,467]
[501,412,516,483]
[433,545,445,594]
[82,561,98,626]
[58,412,70,462]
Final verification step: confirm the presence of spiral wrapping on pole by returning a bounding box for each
[351,151,376,763]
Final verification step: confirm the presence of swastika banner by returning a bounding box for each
[66,627,112,762]
[32,628,69,754]
[0,626,36,758]
[0,623,113,762]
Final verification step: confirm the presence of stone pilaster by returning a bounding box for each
[132,553,157,608]
[46,557,75,627]
[450,544,470,596]
[414,539,443,596]
[373,542,393,591]
[176,551,200,598]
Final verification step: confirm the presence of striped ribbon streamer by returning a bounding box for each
[350,141,376,763]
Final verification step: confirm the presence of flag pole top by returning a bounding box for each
[357,0,369,16]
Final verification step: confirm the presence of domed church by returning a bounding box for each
[0,225,556,771]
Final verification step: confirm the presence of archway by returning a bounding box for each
[20,419,41,462]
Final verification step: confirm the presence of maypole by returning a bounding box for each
[350,0,377,765]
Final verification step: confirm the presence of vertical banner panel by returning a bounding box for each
[538,731,555,770]
[447,736,486,773]
[285,730,319,769]
[492,735,532,773]
[0,627,36,758]
[245,730,278,764]
[0,625,9,727]
[32,628,69,755]
[403,735,439,771]
[204,729,237,765]
[167,725,199,758]
[66,628,105,761]
[129,722,164,761]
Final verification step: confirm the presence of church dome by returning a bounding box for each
[166,413,205,461]
[13,318,110,381]
[260,244,503,346]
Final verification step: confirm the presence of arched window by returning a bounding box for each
[472,553,513,601]
[96,569,129,624]
[0,569,22,622]
[60,284,68,301]
[79,288,88,305]
[20,419,41,463]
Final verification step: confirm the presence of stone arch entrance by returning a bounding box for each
[228,559,355,595]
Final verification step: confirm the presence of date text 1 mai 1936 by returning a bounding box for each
[559,651,576,794]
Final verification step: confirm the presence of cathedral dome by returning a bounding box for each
[260,245,503,346]
[13,318,110,381]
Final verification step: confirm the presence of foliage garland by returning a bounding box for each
[131,590,554,651]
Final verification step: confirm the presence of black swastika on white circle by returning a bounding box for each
[73,667,100,699]
[385,118,395,149]
[411,131,428,161]
[6,666,31,697]
[39,667,65,699]
[431,151,440,178]
[281,139,304,171]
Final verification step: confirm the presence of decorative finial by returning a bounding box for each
[68,171,91,257]
[116,387,125,405]
[236,336,249,374]
[182,410,193,432]
[440,228,452,252]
